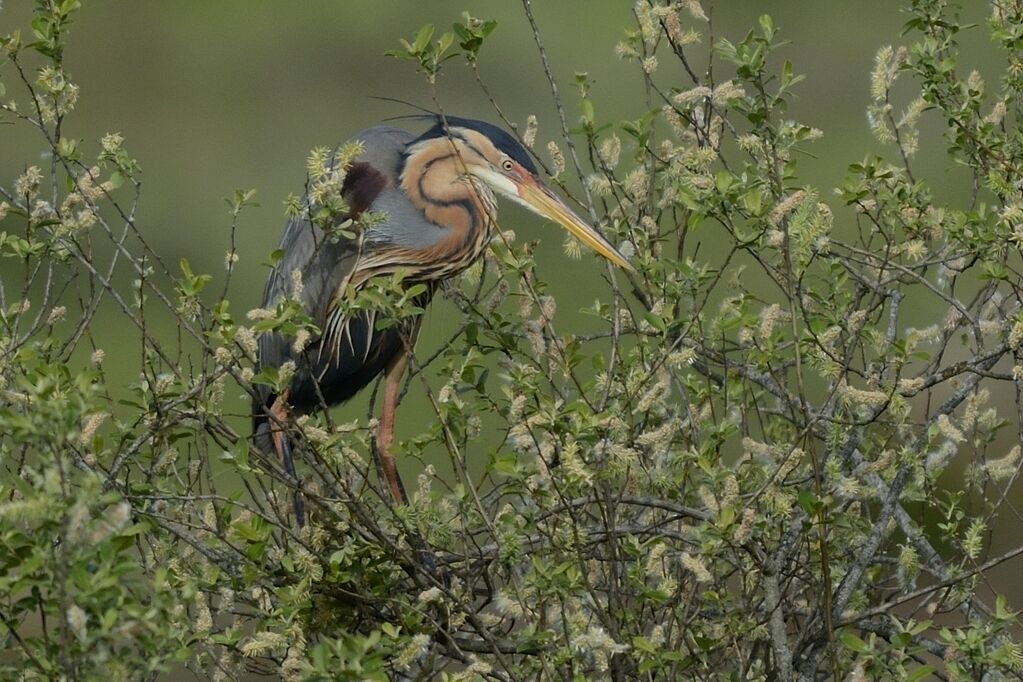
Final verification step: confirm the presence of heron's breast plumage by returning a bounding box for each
[390,143,497,281]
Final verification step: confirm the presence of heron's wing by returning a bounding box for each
[255,126,447,428]
[260,126,414,319]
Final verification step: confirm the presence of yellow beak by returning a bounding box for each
[516,180,634,272]
[469,163,634,271]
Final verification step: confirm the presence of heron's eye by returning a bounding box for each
[501,158,514,172]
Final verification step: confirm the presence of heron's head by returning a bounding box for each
[412,117,633,271]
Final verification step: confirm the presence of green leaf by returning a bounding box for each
[715,170,734,194]
[797,489,822,515]
[56,137,79,160]
[581,99,595,125]
[643,311,666,333]
[906,666,936,682]
[632,635,656,654]
[742,189,763,214]
[490,453,517,476]
[437,31,454,55]
[838,630,870,654]
[412,24,435,53]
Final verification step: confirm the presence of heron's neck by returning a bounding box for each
[400,142,497,273]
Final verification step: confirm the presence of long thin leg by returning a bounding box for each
[269,392,305,526]
[376,348,444,581]
[376,349,409,505]
[375,346,444,580]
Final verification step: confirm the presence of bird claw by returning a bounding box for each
[408,532,449,588]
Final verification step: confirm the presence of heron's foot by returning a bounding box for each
[291,488,306,529]
[408,531,450,588]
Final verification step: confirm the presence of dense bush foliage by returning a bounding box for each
[3,1,1023,680]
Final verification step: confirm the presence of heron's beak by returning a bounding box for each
[516,178,634,271]
[471,165,634,271]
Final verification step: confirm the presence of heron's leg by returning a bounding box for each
[376,348,446,582]
[377,350,410,505]
[268,393,289,466]
[269,392,305,526]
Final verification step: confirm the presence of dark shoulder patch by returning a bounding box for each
[342,162,388,216]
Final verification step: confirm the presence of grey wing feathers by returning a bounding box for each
[257,127,414,367]
[350,126,414,174]
[260,126,413,310]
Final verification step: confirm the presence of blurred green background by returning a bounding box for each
[3,2,1019,667]
[4,0,962,405]
[5,1,957,292]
